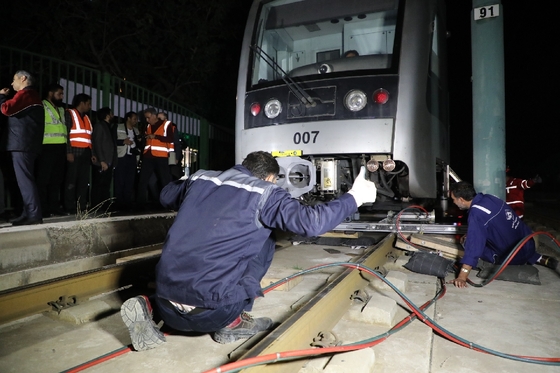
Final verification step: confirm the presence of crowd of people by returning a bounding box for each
[0,70,184,225]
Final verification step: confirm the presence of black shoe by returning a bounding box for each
[12,218,43,226]
[121,295,166,351]
[212,312,273,344]
[9,215,27,224]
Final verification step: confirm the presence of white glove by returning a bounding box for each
[347,166,377,206]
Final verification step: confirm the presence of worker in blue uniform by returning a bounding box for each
[449,181,558,288]
[120,151,378,350]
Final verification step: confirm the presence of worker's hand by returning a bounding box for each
[0,88,10,95]
[452,278,468,288]
[348,166,377,207]
[67,153,75,163]
[532,174,542,184]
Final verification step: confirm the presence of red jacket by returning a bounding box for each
[0,87,44,152]
[505,177,535,218]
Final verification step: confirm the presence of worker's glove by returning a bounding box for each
[532,174,542,184]
[348,166,377,207]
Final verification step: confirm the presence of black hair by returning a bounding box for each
[242,151,279,180]
[344,50,359,57]
[45,83,63,97]
[449,181,477,201]
[144,107,157,116]
[97,107,112,121]
[72,93,91,108]
[124,111,137,121]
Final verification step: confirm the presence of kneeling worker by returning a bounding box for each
[449,181,559,288]
[121,151,377,350]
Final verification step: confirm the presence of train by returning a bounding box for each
[235,0,451,212]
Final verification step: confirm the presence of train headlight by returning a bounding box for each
[264,99,282,119]
[318,64,332,74]
[366,159,379,172]
[250,102,261,116]
[372,88,389,104]
[383,159,396,171]
[344,90,367,112]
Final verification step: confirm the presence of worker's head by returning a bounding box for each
[344,50,359,58]
[97,107,113,123]
[242,151,279,183]
[449,181,476,210]
[157,111,168,121]
[143,107,159,125]
[72,93,92,114]
[124,111,138,126]
[11,70,34,91]
[45,83,64,106]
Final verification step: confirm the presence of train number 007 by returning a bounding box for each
[293,131,319,144]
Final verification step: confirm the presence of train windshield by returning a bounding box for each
[250,0,400,88]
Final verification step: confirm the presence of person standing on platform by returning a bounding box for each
[64,93,93,213]
[136,108,173,209]
[114,111,140,211]
[91,107,117,211]
[36,83,69,217]
[157,111,183,180]
[0,70,44,226]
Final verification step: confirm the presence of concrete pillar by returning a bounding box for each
[471,1,505,198]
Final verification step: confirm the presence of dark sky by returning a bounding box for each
[445,1,558,184]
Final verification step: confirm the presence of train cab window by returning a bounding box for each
[251,0,400,87]
[317,49,340,63]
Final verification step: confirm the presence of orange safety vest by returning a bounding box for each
[143,120,174,157]
[68,109,93,148]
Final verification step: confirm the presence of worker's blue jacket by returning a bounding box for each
[156,165,357,309]
[462,193,540,267]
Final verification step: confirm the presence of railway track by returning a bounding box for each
[238,233,395,373]
[2,228,559,373]
[0,256,159,325]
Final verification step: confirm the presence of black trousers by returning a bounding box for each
[36,143,66,215]
[64,149,91,212]
[114,154,137,209]
[136,156,171,205]
[91,165,114,211]
[11,151,42,220]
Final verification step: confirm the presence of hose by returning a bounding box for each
[466,230,560,287]
[61,230,560,372]
[203,261,560,373]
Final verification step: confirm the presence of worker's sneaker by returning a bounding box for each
[121,295,166,351]
[212,311,273,344]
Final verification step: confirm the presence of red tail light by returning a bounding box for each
[372,88,389,104]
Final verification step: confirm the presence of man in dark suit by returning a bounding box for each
[0,70,45,226]
[91,107,117,211]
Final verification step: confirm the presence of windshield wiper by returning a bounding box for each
[251,45,316,108]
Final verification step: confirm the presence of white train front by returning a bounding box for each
[236,0,450,211]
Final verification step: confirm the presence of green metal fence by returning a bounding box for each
[0,45,235,171]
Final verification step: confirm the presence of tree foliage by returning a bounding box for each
[3,0,253,125]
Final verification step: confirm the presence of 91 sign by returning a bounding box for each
[474,4,500,20]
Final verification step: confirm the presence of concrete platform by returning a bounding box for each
[1,239,559,373]
[0,213,174,289]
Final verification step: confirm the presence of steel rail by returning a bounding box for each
[239,233,396,373]
[0,258,158,325]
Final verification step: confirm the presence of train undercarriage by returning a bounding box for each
[276,154,463,225]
